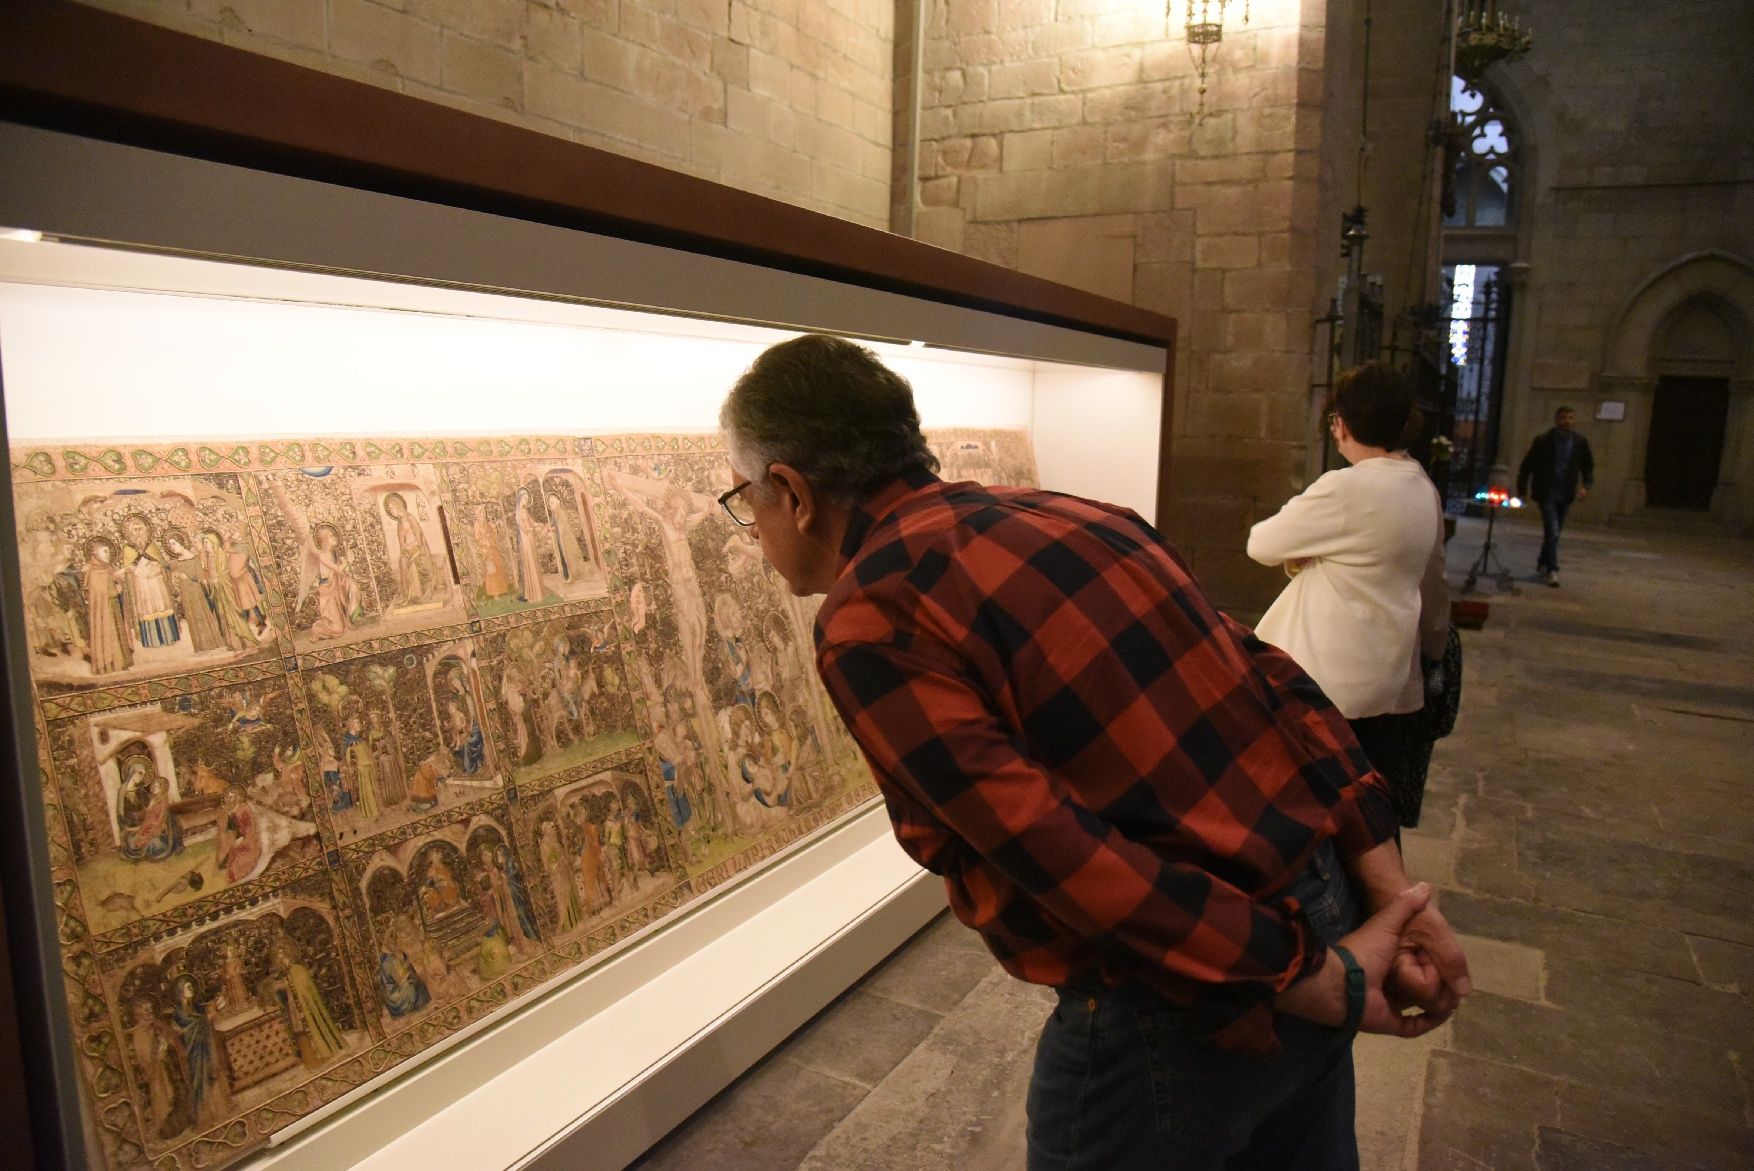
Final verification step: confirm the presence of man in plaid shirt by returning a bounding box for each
[718,335,1470,1170]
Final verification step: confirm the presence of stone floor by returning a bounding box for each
[633,514,1754,1171]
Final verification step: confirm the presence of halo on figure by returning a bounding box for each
[85,534,119,563]
[162,525,194,556]
[382,491,407,517]
[312,522,341,549]
[121,512,156,544]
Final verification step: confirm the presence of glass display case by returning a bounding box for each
[0,9,1175,1169]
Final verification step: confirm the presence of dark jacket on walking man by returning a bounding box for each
[1517,406,1594,586]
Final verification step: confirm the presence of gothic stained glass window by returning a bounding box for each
[1444,76,1515,229]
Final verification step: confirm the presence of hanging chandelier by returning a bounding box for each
[1455,1,1532,81]
[1176,1,1250,117]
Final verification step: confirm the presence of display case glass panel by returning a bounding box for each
[1,216,1162,1169]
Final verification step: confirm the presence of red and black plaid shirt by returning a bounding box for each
[815,471,1397,1049]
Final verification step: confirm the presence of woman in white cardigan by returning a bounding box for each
[1247,363,1449,828]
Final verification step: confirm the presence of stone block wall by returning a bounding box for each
[902,0,1358,614]
[72,0,897,227]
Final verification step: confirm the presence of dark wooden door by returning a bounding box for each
[1645,376,1729,510]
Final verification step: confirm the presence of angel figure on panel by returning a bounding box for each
[256,744,311,817]
[298,523,363,640]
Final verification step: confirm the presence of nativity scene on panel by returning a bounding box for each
[45,678,321,936]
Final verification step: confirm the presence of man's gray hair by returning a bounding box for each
[719,333,939,502]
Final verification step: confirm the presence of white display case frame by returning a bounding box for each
[0,22,1175,1165]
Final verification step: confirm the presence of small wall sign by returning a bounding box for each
[1595,400,1626,421]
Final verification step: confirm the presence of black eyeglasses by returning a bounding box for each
[718,480,756,527]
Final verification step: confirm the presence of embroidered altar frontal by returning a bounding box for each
[6,428,1034,1170]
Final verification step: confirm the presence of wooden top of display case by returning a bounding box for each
[0,1,1177,353]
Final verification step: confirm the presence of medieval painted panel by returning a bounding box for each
[9,430,901,1171]
[294,635,501,847]
[348,805,550,1031]
[594,436,873,885]
[474,603,641,786]
[512,766,681,943]
[439,459,608,619]
[88,873,369,1169]
[254,463,467,653]
[40,672,322,942]
[9,471,279,693]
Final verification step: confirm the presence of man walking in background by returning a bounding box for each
[718,333,1470,1170]
[1518,405,1595,588]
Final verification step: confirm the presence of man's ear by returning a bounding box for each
[765,464,817,534]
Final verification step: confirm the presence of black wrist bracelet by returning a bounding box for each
[1331,944,1366,1033]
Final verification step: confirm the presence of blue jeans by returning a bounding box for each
[1026,845,1362,1171]
[1537,495,1571,572]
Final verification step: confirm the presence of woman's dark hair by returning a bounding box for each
[719,334,939,502]
[1326,361,1417,450]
